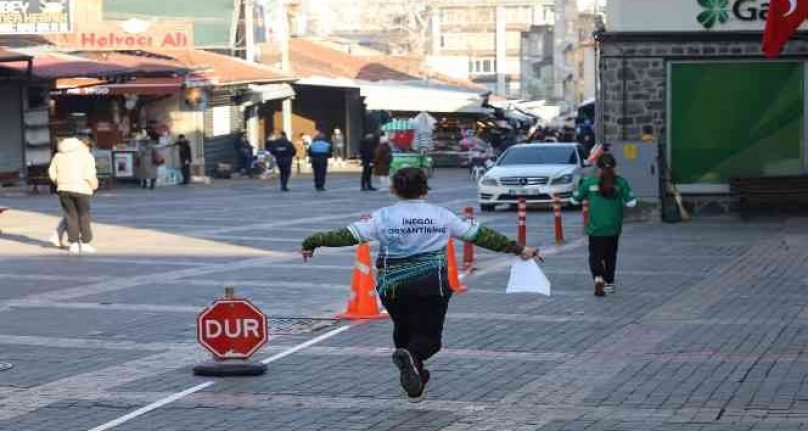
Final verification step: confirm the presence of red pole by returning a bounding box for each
[517,197,527,246]
[553,195,564,245]
[582,200,590,233]
[462,207,475,271]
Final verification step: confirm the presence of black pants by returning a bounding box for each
[277,159,292,190]
[380,268,451,369]
[311,157,328,190]
[58,192,93,244]
[181,162,191,185]
[588,235,619,284]
[361,164,374,190]
[141,179,155,189]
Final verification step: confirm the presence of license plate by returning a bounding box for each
[508,188,541,196]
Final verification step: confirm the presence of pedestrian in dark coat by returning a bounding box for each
[359,132,378,191]
[269,132,295,192]
[373,140,393,186]
[176,135,192,185]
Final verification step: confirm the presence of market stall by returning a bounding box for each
[381,113,434,177]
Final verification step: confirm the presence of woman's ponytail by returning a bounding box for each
[597,153,618,199]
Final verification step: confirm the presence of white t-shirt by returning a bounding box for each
[348,201,480,259]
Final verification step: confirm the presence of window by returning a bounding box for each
[482,60,492,73]
[498,146,579,166]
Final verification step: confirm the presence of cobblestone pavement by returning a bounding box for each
[1,171,807,430]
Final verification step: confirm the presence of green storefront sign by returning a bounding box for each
[104,0,235,48]
[670,62,805,184]
[697,0,770,29]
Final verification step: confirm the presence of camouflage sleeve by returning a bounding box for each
[470,226,524,255]
[302,228,360,250]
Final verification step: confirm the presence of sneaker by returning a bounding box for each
[368,187,378,192]
[392,348,423,398]
[68,242,81,255]
[408,369,430,403]
[80,243,97,254]
[49,233,63,248]
[604,283,615,294]
[594,277,606,297]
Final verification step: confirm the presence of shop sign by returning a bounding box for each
[53,19,193,50]
[697,0,770,29]
[607,0,808,32]
[0,0,72,34]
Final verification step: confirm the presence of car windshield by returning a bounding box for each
[498,146,578,166]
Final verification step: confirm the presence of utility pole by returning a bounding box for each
[280,0,294,138]
[245,0,257,62]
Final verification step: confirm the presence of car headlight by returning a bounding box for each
[552,174,574,185]
[480,177,498,186]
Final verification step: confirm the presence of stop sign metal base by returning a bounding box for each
[193,359,267,377]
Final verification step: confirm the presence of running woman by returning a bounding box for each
[570,153,637,297]
[301,168,540,402]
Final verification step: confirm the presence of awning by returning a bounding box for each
[360,83,488,114]
[148,49,294,86]
[54,73,212,96]
[0,52,132,80]
[296,76,361,89]
[248,83,295,102]
[0,47,32,64]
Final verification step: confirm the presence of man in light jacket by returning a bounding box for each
[48,137,99,255]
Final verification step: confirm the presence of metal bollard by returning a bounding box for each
[517,197,527,246]
[582,200,590,233]
[462,207,475,271]
[552,195,564,245]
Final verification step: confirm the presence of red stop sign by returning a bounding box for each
[197,299,268,359]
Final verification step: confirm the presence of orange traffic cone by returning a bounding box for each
[337,243,387,320]
[447,238,468,293]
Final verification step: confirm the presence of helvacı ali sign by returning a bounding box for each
[52,19,194,50]
[0,0,72,34]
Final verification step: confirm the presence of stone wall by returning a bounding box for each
[598,36,808,146]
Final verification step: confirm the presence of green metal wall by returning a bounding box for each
[670,62,805,184]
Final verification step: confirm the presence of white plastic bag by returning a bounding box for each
[506,258,551,296]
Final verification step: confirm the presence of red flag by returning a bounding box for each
[763,0,808,58]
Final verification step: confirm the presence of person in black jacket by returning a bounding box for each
[176,135,192,185]
[269,132,295,192]
[359,132,378,191]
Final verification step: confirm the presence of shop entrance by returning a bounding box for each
[669,61,807,193]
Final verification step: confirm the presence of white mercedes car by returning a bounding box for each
[478,143,593,211]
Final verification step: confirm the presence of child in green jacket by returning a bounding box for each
[570,153,637,297]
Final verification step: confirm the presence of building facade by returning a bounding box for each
[294,0,586,101]
[428,0,557,98]
[600,0,808,199]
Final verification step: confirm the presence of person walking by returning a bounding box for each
[233,133,254,174]
[269,131,295,192]
[308,134,332,191]
[48,136,99,255]
[137,141,161,190]
[373,137,393,187]
[570,153,637,297]
[332,128,345,165]
[359,132,378,191]
[176,134,192,185]
[302,168,540,402]
[49,130,97,248]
